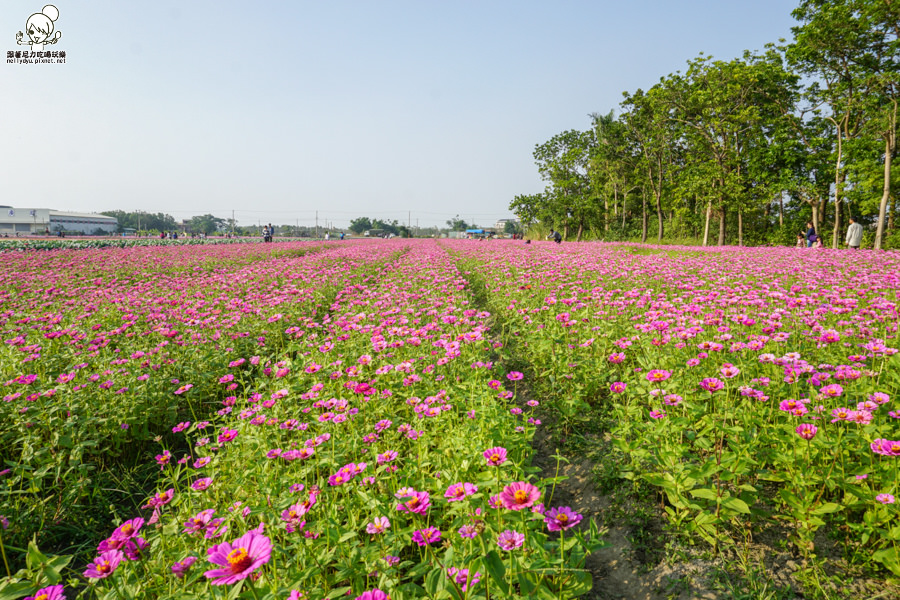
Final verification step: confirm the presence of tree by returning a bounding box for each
[621,86,682,242]
[445,215,471,231]
[532,130,596,240]
[349,217,372,234]
[787,0,893,246]
[187,214,226,235]
[666,53,797,245]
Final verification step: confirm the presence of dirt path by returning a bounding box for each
[531,426,728,600]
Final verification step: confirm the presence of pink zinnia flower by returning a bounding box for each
[795,424,818,440]
[110,517,144,540]
[877,493,896,504]
[366,516,390,535]
[699,378,724,393]
[142,488,174,509]
[646,369,671,382]
[544,506,583,531]
[411,526,442,546]
[483,446,508,466]
[871,439,900,456]
[24,585,65,600]
[204,529,272,585]
[356,590,390,600]
[171,556,197,579]
[609,382,626,394]
[397,491,431,515]
[497,529,525,550]
[506,371,524,381]
[83,550,124,579]
[444,482,478,501]
[499,481,540,511]
[820,384,843,398]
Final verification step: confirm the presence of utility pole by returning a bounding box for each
[232,210,235,236]
[315,211,318,238]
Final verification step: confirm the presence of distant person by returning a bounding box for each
[845,216,863,249]
[805,222,816,248]
[325,232,330,241]
[340,231,345,240]
[795,233,804,249]
[547,229,562,244]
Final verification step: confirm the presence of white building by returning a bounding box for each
[494,218,520,232]
[0,207,118,235]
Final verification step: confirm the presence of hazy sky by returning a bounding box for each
[2,1,799,228]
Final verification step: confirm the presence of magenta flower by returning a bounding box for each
[123,537,148,561]
[458,524,479,539]
[396,491,431,515]
[142,488,174,509]
[447,567,483,592]
[483,446,508,466]
[795,424,818,440]
[356,590,390,600]
[646,369,671,382]
[366,516,391,535]
[110,517,144,540]
[444,482,478,501]
[820,383,843,398]
[204,529,272,585]
[83,550,124,579]
[699,378,724,393]
[506,371,524,381]
[497,529,525,550]
[24,585,65,600]
[171,556,197,579]
[499,481,540,511]
[609,382,627,393]
[544,506,583,531]
[411,526,442,546]
[871,439,900,456]
[377,450,398,465]
[191,477,213,491]
[877,493,896,504]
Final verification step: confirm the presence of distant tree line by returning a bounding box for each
[512,0,899,249]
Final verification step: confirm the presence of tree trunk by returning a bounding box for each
[738,209,743,247]
[702,201,712,247]
[831,118,843,248]
[641,192,648,243]
[656,192,664,242]
[779,194,784,227]
[576,222,583,242]
[604,189,610,233]
[717,206,726,246]
[875,135,895,250]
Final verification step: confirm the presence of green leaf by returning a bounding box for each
[873,547,900,576]
[484,550,509,596]
[810,502,843,515]
[721,497,751,514]
[425,567,443,596]
[0,581,38,600]
[689,488,719,501]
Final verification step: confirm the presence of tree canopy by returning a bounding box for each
[511,0,899,249]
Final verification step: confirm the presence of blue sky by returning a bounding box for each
[1,1,799,228]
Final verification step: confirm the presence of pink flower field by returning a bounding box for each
[0,239,898,598]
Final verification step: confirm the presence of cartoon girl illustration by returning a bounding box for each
[16,5,61,52]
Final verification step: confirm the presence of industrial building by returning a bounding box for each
[0,206,118,235]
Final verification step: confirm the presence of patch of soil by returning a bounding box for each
[530,422,900,600]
